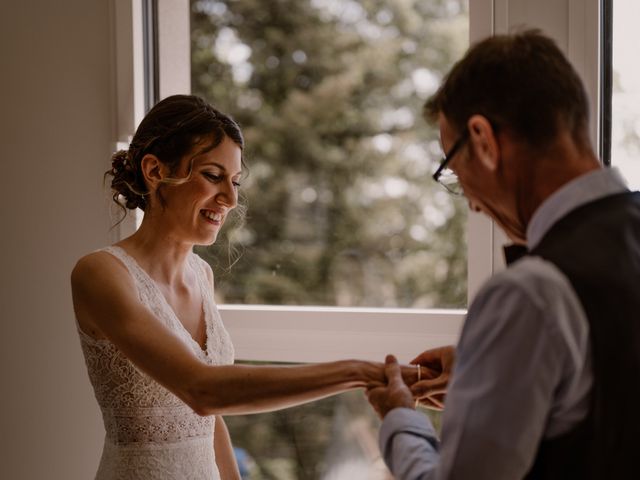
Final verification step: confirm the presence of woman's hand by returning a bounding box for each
[363,361,437,390]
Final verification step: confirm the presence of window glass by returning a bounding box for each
[191,0,469,309]
[612,0,640,187]
[224,367,442,480]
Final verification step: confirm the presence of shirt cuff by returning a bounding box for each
[380,407,436,448]
[379,408,439,476]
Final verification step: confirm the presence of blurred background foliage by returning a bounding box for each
[192,0,469,310]
[220,366,443,480]
[191,0,467,478]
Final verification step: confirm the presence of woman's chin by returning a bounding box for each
[197,234,219,247]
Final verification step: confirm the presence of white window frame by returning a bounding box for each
[110,0,147,244]
[113,0,602,363]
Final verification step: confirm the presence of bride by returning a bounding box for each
[71,94,431,479]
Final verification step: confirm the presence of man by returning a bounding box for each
[366,30,640,479]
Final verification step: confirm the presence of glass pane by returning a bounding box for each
[191,0,469,308]
[225,375,442,480]
[612,0,640,187]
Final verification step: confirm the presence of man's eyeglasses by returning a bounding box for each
[432,131,469,195]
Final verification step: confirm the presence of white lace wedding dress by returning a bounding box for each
[77,246,235,479]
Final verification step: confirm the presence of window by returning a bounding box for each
[225,382,440,480]
[223,381,441,480]
[225,389,386,480]
[115,0,508,364]
[120,1,606,365]
[188,2,467,477]
[611,0,640,186]
[191,0,470,310]
[188,0,479,364]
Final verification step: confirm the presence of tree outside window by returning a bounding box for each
[191,1,467,478]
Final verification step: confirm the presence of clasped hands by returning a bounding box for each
[366,346,455,419]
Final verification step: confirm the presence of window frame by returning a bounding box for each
[599,0,612,166]
[114,0,603,363]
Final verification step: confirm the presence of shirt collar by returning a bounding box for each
[527,167,629,249]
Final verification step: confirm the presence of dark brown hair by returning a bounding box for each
[106,94,245,213]
[424,29,590,149]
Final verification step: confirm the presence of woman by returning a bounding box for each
[71,95,429,479]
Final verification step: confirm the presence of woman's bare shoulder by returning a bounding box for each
[71,250,131,292]
[71,251,137,315]
[71,250,140,339]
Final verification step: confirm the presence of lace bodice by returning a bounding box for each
[77,246,234,479]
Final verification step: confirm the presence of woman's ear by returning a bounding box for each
[140,154,164,192]
[467,115,500,172]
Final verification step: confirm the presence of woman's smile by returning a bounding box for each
[200,208,224,226]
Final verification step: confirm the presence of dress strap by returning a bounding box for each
[100,245,135,270]
[99,246,156,303]
[188,253,229,360]
[189,253,213,296]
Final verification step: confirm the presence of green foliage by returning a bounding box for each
[192,1,466,477]
[192,0,469,309]
[223,386,443,480]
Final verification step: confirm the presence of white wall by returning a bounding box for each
[0,1,114,477]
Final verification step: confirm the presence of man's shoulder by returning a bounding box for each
[464,256,588,350]
[477,256,577,312]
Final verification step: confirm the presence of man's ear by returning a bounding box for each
[140,154,165,191]
[467,115,500,172]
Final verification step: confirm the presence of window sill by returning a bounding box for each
[219,305,465,362]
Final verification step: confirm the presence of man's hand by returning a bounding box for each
[410,345,455,410]
[366,355,415,419]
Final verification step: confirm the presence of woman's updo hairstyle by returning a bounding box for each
[106,94,244,213]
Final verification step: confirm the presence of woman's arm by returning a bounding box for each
[214,416,242,480]
[71,252,425,416]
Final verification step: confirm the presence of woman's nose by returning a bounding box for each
[216,180,237,208]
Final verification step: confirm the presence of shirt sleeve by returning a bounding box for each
[380,262,575,480]
[379,408,440,480]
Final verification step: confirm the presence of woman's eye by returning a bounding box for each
[203,172,241,188]
[203,172,222,182]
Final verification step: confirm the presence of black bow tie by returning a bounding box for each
[503,244,529,265]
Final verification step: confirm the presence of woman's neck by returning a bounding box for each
[117,216,194,287]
